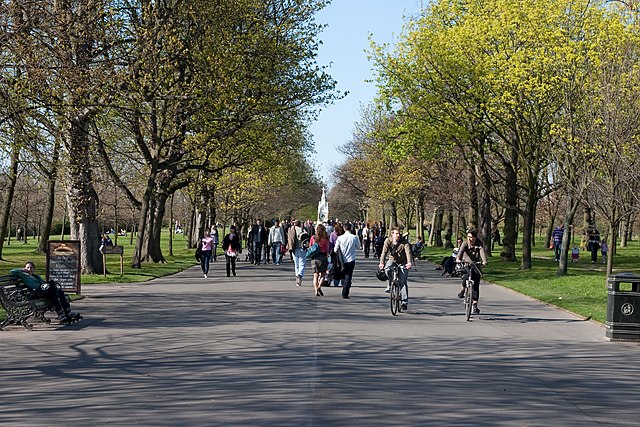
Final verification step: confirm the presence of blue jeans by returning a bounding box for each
[200,250,212,274]
[253,242,263,264]
[293,248,306,279]
[271,242,282,264]
[553,241,561,261]
[385,261,409,304]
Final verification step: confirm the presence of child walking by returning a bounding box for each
[571,246,580,263]
[601,240,608,264]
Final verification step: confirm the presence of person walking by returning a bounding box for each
[249,219,267,265]
[333,222,360,299]
[210,224,219,262]
[222,225,241,277]
[601,239,608,264]
[588,227,600,264]
[309,223,330,296]
[552,224,564,262]
[329,222,345,286]
[288,220,306,286]
[199,231,214,278]
[362,222,371,258]
[269,219,285,265]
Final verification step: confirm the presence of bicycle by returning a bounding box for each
[387,262,403,316]
[460,261,483,321]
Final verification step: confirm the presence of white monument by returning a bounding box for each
[317,187,329,223]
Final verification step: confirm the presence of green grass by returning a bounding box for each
[0,231,198,320]
[0,231,197,284]
[421,237,640,324]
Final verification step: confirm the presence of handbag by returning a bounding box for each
[195,241,203,261]
[305,242,320,259]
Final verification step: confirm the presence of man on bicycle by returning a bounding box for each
[379,227,413,311]
[456,229,487,314]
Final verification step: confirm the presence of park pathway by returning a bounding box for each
[1,252,639,426]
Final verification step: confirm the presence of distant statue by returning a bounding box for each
[317,187,329,223]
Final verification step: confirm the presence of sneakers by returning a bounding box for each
[58,311,80,323]
[457,290,465,299]
[401,303,408,311]
[296,275,302,286]
[204,273,207,278]
[472,304,480,314]
[384,285,390,293]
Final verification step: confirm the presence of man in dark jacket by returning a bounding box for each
[249,219,267,265]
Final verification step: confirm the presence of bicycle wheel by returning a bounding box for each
[390,281,400,316]
[464,281,473,321]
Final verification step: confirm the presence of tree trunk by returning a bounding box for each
[38,173,57,254]
[38,139,61,254]
[620,215,629,248]
[428,207,438,246]
[556,194,579,275]
[389,200,398,230]
[519,190,537,270]
[443,210,454,249]
[0,143,20,260]
[468,169,478,230]
[477,170,492,256]
[66,116,102,274]
[188,205,197,249]
[430,207,444,247]
[415,195,425,241]
[544,214,555,251]
[146,192,170,263]
[169,194,174,256]
[606,221,617,276]
[132,170,156,268]
[502,152,518,262]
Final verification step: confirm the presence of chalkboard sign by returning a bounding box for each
[46,240,81,294]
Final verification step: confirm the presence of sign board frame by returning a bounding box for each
[46,240,81,294]
[100,245,124,276]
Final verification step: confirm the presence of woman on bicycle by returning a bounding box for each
[379,227,413,311]
[456,229,487,314]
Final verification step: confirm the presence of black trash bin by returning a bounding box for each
[606,273,640,341]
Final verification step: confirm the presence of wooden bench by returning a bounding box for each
[0,275,60,330]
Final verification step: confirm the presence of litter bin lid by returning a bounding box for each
[609,272,640,280]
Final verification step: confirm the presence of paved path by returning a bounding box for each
[1,254,639,426]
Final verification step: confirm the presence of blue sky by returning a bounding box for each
[309,0,423,186]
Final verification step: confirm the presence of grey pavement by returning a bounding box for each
[1,252,639,426]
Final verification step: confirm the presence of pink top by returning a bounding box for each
[310,236,329,254]
[201,236,214,251]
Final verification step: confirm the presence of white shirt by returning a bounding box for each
[335,231,360,263]
[269,226,284,244]
[362,227,369,240]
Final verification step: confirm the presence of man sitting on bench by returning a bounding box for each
[10,261,79,323]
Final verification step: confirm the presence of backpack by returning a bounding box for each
[299,230,310,249]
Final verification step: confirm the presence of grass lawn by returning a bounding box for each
[0,231,198,320]
[0,231,197,284]
[420,237,640,325]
